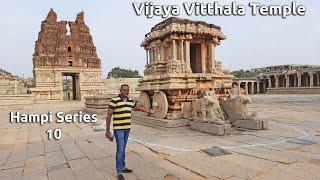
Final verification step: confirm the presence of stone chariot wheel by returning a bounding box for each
[138,92,151,110]
[152,91,168,119]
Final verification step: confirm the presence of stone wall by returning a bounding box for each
[0,94,34,109]
[0,79,27,95]
[102,78,140,97]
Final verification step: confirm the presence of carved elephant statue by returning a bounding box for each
[220,95,257,122]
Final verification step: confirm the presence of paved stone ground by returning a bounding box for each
[0,94,320,180]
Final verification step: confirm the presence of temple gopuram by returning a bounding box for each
[30,9,104,101]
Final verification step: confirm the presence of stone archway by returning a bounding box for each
[62,73,80,100]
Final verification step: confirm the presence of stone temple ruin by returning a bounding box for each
[30,9,104,101]
[133,17,268,135]
[234,65,320,95]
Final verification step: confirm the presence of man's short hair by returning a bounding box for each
[120,84,129,89]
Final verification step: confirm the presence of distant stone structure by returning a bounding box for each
[0,69,33,107]
[234,65,320,94]
[30,9,104,101]
[0,69,27,95]
[102,78,140,97]
[0,79,27,95]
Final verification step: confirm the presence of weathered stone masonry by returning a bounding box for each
[234,65,320,94]
[30,9,104,101]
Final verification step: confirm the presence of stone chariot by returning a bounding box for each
[136,17,233,120]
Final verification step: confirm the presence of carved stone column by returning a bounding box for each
[310,72,314,87]
[237,83,241,95]
[297,73,302,87]
[317,73,320,86]
[161,47,165,62]
[262,80,266,93]
[293,75,297,87]
[245,82,248,95]
[207,43,213,72]
[251,82,255,94]
[201,43,207,73]
[149,50,153,64]
[179,39,185,71]
[257,82,261,93]
[172,40,177,61]
[185,40,192,72]
[157,48,161,62]
[275,75,279,88]
[212,42,216,72]
[268,76,272,88]
[146,50,149,64]
[285,74,290,88]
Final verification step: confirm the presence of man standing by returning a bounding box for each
[105,84,155,180]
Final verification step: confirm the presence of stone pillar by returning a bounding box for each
[149,50,153,64]
[172,40,177,61]
[262,80,266,93]
[257,82,261,94]
[179,39,185,70]
[293,75,297,87]
[185,40,191,72]
[251,82,255,94]
[310,72,314,87]
[156,46,162,62]
[237,83,241,95]
[317,74,320,86]
[207,43,213,72]
[146,50,149,64]
[201,43,207,73]
[268,76,272,88]
[297,73,302,87]
[244,82,248,95]
[275,75,279,88]
[285,74,290,88]
[152,50,155,63]
[211,44,216,72]
[161,47,165,62]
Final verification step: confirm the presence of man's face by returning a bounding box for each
[120,85,129,97]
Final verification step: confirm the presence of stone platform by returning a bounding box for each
[132,113,189,130]
[190,121,231,136]
[267,87,320,94]
[0,94,34,110]
[233,119,268,130]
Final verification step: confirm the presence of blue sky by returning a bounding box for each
[0,0,319,78]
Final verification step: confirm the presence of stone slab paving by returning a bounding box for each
[0,95,319,179]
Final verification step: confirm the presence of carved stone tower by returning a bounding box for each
[31,9,104,101]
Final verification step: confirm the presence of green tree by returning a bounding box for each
[108,67,141,78]
[232,69,251,78]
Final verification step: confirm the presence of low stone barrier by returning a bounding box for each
[267,87,320,94]
[0,94,34,109]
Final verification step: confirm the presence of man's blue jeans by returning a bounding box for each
[114,129,130,174]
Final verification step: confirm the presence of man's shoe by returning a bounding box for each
[121,168,133,173]
[117,173,125,180]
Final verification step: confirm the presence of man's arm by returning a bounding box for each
[106,108,114,136]
[133,104,155,114]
